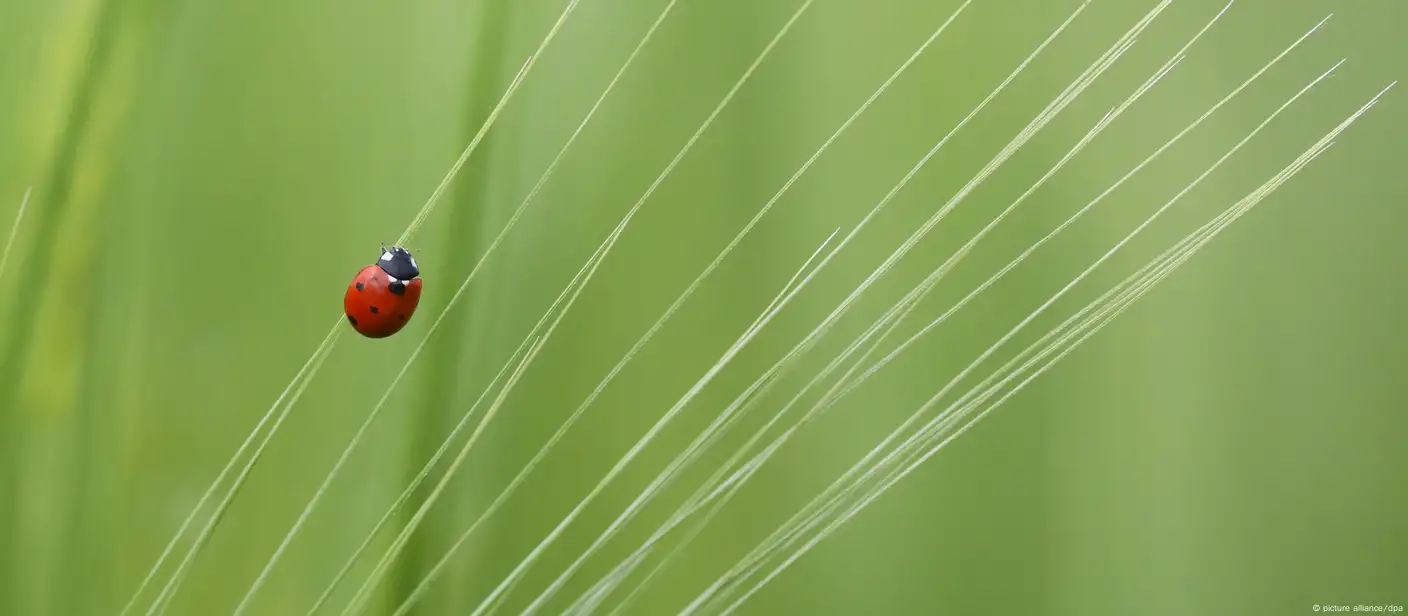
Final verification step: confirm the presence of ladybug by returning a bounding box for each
[344,246,423,338]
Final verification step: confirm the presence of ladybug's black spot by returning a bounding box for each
[347,315,358,326]
[388,280,406,296]
[369,306,379,314]
[356,282,364,291]
[397,314,406,321]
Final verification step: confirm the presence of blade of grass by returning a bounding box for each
[312,1,830,613]
[570,6,1212,598]
[687,68,1374,615]
[720,89,1388,610]
[0,0,124,611]
[352,226,835,616]
[124,24,562,616]
[146,334,342,616]
[530,4,1160,611]
[177,8,580,614]
[302,332,534,616]
[382,0,986,611]
[656,16,1336,609]
[0,187,32,284]
[313,0,692,607]
[335,240,620,616]
[117,324,337,616]
[136,45,548,616]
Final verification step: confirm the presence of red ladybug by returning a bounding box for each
[344,246,423,338]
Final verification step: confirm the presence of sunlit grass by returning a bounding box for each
[1,0,1404,615]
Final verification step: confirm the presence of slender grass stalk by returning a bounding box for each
[259,1,825,611]
[220,66,536,614]
[126,37,554,616]
[465,3,1156,613]
[117,324,337,616]
[715,151,1322,613]
[781,0,1235,438]
[302,335,534,616]
[0,187,32,285]
[48,0,1395,613]
[649,16,1338,596]
[712,59,1350,607]
[311,1,691,608]
[344,236,614,616]
[524,5,1159,611]
[649,17,1337,608]
[683,65,1375,616]
[378,1,982,610]
[714,86,1389,613]
[567,3,1221,595]
[471,224,841,616]
[142,337,339,616]
[382,223,835,616]
[610,135,1305,610]
[822,11,1333,421]
[336,4,820,610]
[192,10,580,614]
[336,237,624,616]
[394,0,583,247]
[339,330,550,616]
[308,192,629,616]
[351,226,834,616]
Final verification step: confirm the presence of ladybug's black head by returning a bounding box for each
[377,246,420,280]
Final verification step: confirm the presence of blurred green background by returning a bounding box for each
[1,0,1404,614]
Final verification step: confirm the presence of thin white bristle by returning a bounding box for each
[0,187,32,285]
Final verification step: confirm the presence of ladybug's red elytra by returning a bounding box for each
[344,247,423,338]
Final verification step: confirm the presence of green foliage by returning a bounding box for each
[0,0,1404,614]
